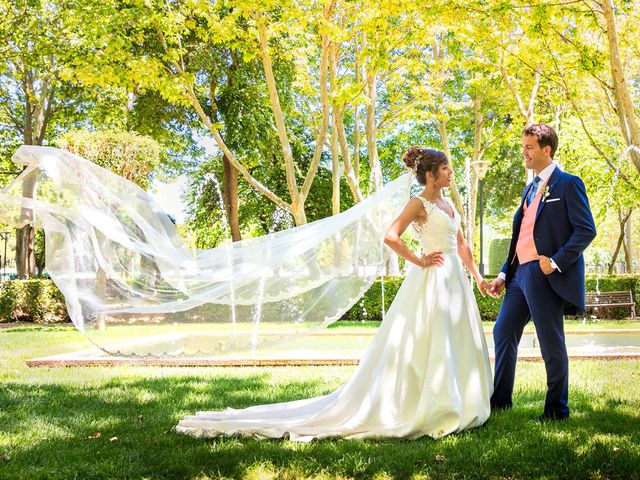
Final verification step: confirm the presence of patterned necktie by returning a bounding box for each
[526,176,542,206]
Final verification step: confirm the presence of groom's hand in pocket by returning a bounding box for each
[539,255,556,275]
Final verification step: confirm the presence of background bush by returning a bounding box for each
[0,280,68,323]
[488,238,511,275]
[339,274,640,323]
[584,274,640,319]
[340,275,503,323]
[1,275,638,324]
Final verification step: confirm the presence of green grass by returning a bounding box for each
[334,320,640,331]
[0,327,639,479]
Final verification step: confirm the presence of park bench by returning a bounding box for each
[585,290,636,319]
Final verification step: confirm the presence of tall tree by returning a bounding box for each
[0,0,87,277]
[599,0,640,174]
[67,0,336,226]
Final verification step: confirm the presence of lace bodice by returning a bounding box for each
[411,196,460,254]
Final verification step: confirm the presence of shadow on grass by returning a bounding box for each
[0,376,638,480]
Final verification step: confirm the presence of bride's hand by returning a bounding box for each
[476,278,491,297]
[420,251,444,268]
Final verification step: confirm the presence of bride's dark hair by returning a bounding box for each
[402,146,448,186]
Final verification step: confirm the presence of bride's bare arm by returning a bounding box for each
[456,228,490,296]
[384,199,443,268]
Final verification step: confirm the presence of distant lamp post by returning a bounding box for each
[0,231,10,280]
[470,160,490,276]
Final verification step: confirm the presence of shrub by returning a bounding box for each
[340,276,501,323]
[1,274,638,325]
[0,279,68,324]
[488,238,511,275]
[584,274,640,319]
[340,274,640,323]
[0,281,19,323]
[340,277,403,322]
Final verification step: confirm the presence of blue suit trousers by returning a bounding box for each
[491,261,569,417]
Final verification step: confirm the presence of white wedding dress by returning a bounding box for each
[176,196,493,441]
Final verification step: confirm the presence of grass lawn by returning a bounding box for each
[0,325,639,480]
[333,320,640,331]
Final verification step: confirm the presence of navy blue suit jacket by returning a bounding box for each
[501,167,597,315]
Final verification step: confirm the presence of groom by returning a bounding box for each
[489,124,596,421]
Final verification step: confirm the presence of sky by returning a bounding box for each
[149,175,189,224]
[148,135,218,225]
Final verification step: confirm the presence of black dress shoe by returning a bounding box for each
[533,412,569,423]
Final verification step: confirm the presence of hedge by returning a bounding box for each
[341,276,502,323]
[488,238,511,275]
[341,274,640,322]
[1,275,639,324]
[0,280,68,324]
[584,275,640,319]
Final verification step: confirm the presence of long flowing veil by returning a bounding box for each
[0,146,412,357]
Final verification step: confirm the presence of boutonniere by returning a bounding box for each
[541,185,551,201]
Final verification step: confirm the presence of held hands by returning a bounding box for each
[476,278,493,298]
[487,277,505,298]
[419,251,444,268]
[483,256,555,298]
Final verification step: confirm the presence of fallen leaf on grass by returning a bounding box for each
[435,454,447,462]
[109,437,118,442]
[1,454,10,463]
[86,432,101,440]
[137,415,144,422]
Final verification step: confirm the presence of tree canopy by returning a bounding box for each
[1,0,639,273]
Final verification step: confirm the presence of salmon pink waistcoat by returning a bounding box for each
[515,182,546,264]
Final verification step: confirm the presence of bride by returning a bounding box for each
[176,146,494,441]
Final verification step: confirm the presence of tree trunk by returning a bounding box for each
[500,53,540,183]
[222,153,241,242]
[160,10,335,227]
[601,0,640,174]
[365,70,382,193]
[469,169,479,255]
[329,42,341,215]
[15,226,35,278]
[437,119,467,234]
[609,233,624,274]
[433,38,466,231]
[609,207,631,274]
[500,54,540,127]
[331,119,341,215]
[257,19,300,203]
[15,64,54,278]
[335,104,363,203]
[15,158,36,278]
[353,34,362,182]
[623,210,634,273]
[361,30,381,193]
[96,267,107,331]
[468,97,485,254]
[330,36,363,204]
[184,84,291,214]
[15,172,37,278]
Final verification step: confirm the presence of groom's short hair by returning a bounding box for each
[523,124,558,158]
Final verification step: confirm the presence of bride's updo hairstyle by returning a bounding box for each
[402,146,448,186]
